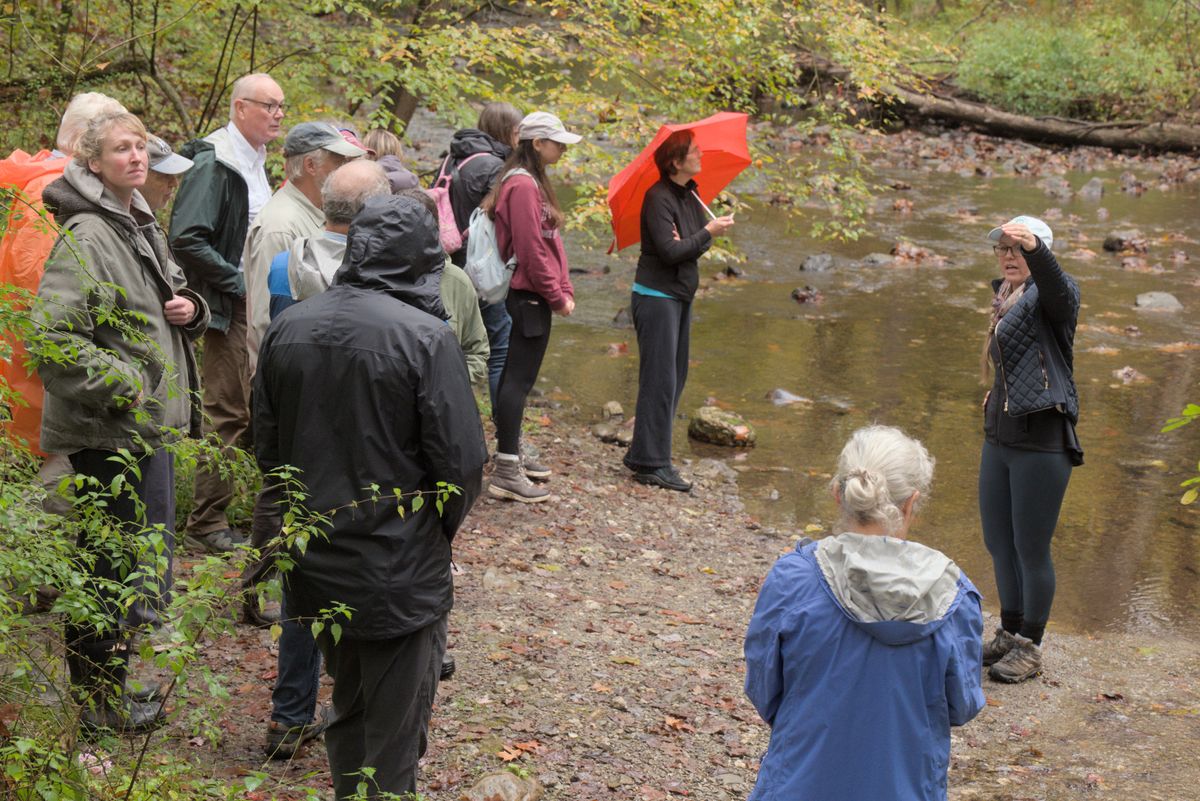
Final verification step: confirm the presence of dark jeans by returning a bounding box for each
[319,615,447,800]
[247,484,322,728]
[275,591,322,727]
[627,293,692,469]
[67,448,175,642]
[494,290,551,455]
[480,298,512,411]
[978,441,1073,628]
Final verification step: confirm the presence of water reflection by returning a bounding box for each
[543,169,1200,636]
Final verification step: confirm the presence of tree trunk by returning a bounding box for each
[797,51,1200,153]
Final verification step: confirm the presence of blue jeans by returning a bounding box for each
[480,299,511,411]
[274,592,322,727]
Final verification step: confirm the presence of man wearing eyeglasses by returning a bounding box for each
[169,72,285,555]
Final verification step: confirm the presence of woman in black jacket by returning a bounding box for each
[622,131,733,491]
[978,215,1082,684]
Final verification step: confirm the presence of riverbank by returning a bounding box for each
[172,419,1200,800]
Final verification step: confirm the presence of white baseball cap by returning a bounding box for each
[517,111,581,144]
[987,215,1053,250]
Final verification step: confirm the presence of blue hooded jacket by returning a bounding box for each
[744,533,985,801]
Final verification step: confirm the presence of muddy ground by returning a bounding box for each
[154,417,1200,801]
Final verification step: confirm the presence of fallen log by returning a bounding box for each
[798,52,1200,154]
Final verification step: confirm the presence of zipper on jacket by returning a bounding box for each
[1038,350,1049,390]
[994,335,1011,413]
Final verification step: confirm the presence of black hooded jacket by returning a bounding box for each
[253,195,487,640]
[445,128,512,263]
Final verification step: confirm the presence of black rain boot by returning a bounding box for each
[67,636,165,736]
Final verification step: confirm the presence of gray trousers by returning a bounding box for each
[318,614,448,800]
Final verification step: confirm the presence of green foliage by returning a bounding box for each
[1162,403,1200,506]
[955,15,1185,119]
[899,1,1198,121]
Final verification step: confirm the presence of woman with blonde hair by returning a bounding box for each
[744,425,984,801]
[978,215,1082,683]
[35,111,208,733]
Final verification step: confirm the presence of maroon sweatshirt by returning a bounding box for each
[494,173,573,311]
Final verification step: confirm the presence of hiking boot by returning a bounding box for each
[80,697,166,736]
[264,706,330,760]
[982,627,1019,667]
[242,596,281,628]
[988,634,1042,683]
[633,465,692,493]
[186,527,246,554]
[520,443,551,480]
[488,454,551,503]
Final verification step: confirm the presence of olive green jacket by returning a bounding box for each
[33,161,209,454]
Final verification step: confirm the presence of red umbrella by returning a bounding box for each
[607,111,751,253]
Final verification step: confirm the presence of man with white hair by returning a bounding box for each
[0,92,126,499]
[169,72,284,554]
[243,122,365,366]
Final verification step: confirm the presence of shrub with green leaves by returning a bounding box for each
[955,16,1186,119]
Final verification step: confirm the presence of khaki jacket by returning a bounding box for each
[33,161,209,454]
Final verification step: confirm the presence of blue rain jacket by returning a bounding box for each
[744,533,985,801]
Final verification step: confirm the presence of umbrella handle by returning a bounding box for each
[691,190,719,222]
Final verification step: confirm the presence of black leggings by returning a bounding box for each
[494,289,552,455]
[978,441,1072,632]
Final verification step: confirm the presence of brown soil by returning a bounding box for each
[163,419,1200,801]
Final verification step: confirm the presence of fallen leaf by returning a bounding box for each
[611,656,641,666]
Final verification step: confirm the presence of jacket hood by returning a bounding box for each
[376,154,419,193]
[43,160,155,229]
[288,231,346,300]
[179,127,240,172]
[449,128,511,161]
[334,195,448,319]
[815,532,963,646]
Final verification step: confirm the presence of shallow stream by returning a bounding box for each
[540,156,1200,637]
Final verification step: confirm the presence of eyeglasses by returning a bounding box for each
[992,244,1021,257]
[241,98,286,115]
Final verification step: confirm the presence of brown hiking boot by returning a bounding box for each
[988,634,1042,683]
[982,627,1019,667]
[488,454,551,503]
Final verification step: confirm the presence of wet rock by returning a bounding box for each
[591,422,619,443]
[602,401,624,420]
[1135,292,1183,312]
[790,285,823,304]
[1119,171,1147,195]
[1119,256,1160,273]
[892,197,914,213]
[1103,230,1148,253]
[692,458,739,483]
[800,253,834,272]
[605,342,629,357]
[766,388,810,406]
[889,180,912,190]
[459,771,544,801]
[859,253,894,267]
[612,307,633,328]
[688,406,756,447]
[1038,175,1073,200]
[614,423,634,446]
[1112,366,1149,384]
[723,264,745,278]
[1078,177,1104,201]
[891,241,947,265]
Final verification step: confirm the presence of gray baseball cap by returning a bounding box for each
[147,134,193,175]
[987,215,1053,250]
[283,122,368,158]
[517,111,581,144]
